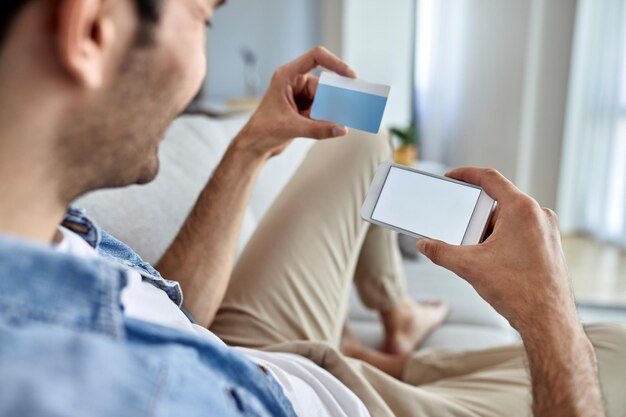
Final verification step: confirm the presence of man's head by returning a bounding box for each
[0,0,223,200]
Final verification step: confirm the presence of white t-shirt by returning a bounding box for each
[55,226,370,417]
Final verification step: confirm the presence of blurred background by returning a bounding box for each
[195,0,626,318]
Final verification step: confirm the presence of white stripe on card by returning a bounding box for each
[319,72,390,98]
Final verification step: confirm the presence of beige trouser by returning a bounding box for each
[210,131,626,417]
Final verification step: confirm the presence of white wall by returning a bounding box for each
[517,0,577,209]
[342,0,415,127]
[417,0,577,208]
[320,0,344,58]
[204,0,320,100]
[418,0,532,181]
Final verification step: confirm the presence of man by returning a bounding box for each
[0,1,624,417]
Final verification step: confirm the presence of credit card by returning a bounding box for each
[310,72,391,134]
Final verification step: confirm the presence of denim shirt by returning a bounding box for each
[0,207,297,417]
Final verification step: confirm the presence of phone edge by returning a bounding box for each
[362,161,496,246]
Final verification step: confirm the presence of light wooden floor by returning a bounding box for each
[563,235,626,307]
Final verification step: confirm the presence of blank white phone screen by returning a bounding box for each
[372,167,482,245]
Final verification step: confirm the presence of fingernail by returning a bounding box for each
[415,239,426,254]
[333,126,347,137]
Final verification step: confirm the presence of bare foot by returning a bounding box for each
[340,324,363,358]
[381,298,450,355]
[340,324,409,379]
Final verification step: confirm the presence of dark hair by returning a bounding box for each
[133,0,163,46]
[0,0,162,48]
[0,1,27,45]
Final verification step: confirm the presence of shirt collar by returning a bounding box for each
[61,205,101,249]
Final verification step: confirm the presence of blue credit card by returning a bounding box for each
[310,72,391,134]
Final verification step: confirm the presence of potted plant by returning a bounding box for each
[391,123,420,166]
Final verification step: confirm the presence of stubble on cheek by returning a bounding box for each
[63,51,184,196]
[57,23,206,199]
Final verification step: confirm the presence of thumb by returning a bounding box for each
[298,117,348,140]
[416,238,466,274]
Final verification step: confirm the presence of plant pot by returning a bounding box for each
[394,144,418,166]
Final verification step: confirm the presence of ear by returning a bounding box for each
[56,0,115,89]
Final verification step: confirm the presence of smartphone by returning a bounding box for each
[361,162,496,245]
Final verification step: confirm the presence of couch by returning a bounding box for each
[76,114,518,352]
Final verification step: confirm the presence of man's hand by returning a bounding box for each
[416,168,605,417]
[416,167,573,332]
[235,46,357,159]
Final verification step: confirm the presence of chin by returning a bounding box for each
[135,156,161,185]
[132,149,161,185]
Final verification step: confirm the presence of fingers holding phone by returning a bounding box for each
[364,164,577,334]
[427,168,574,332]
[362,163,496,247]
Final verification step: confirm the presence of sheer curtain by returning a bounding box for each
[558,0,626,247]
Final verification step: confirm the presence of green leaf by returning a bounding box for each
[390,123,420,146]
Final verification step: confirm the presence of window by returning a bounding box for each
[558,0,626,247]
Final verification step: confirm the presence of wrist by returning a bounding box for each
[517,305,586,348]
[509,276,580,337]
[230,127,272,165]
